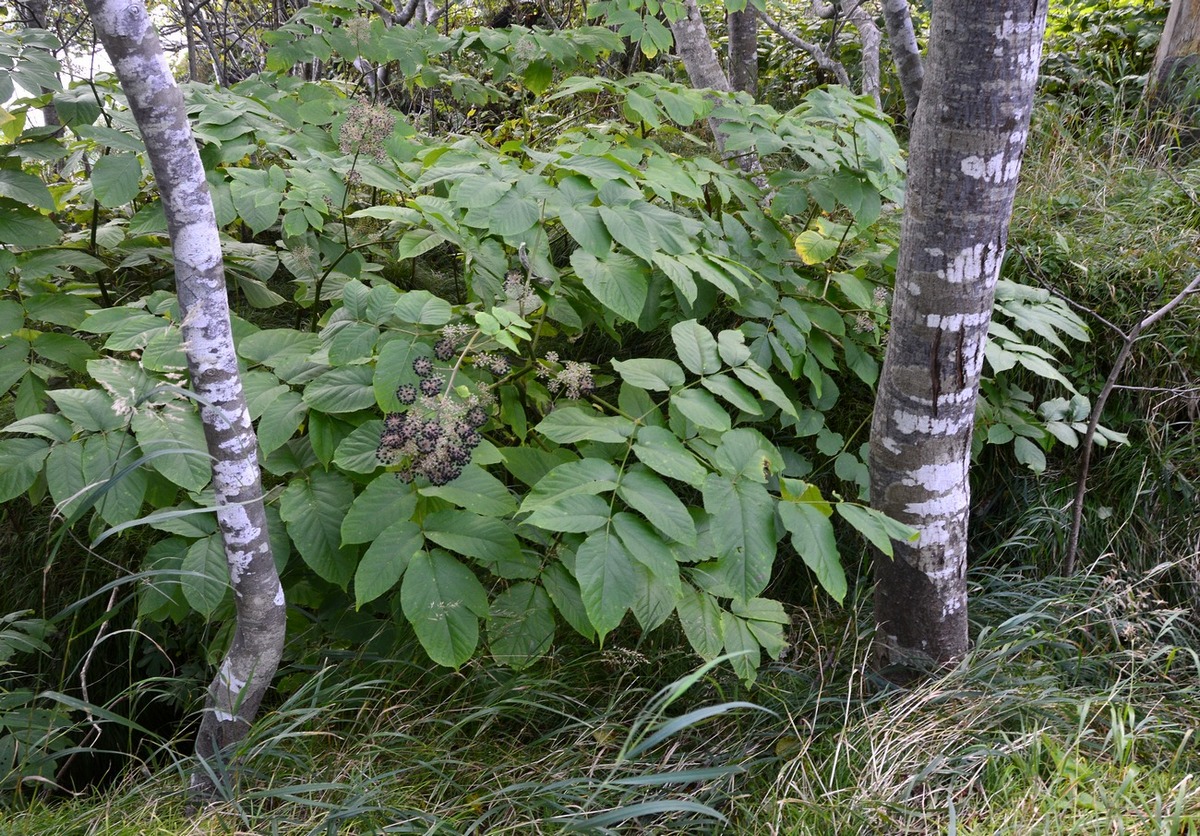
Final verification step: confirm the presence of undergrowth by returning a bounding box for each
[1,563,1197,835]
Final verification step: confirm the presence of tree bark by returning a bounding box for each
[727,5,759,97]
[845,1,882,110]
[870,0,1048,671]
[670,0,762,175]
[81,0,286,801]
[881,0,924,124]
[1150,0,1200,104]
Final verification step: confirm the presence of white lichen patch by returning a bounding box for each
[939,241,1001,284]
[925,311,991,330]
[902,461,966,493]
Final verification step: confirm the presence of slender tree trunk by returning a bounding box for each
[727,5,759,97]
[82,0,286,801]
[870,0,1048,670]
[881,0,923,123]
[670,0,762,175]
[846,1,882,110]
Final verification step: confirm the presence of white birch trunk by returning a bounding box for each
[870,0,1048,670]
[81,0,286,800]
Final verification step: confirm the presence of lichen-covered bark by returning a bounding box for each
[870,0,1047,669]
[727,6,759,97]
[81,0,286,800]
[881,0,924,123]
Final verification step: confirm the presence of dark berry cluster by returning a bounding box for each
[412,355,434,377]
[396,384,417,405]
[377,374,495,487]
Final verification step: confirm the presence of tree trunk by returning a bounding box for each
[1150,0,1200,104]
[881,0,924,124]
[727,5,759,97]
[81,0,286,801]
[15,0,62,127]
[870,0,1048,671]
[670,0,761,175]
[846,1,882,110]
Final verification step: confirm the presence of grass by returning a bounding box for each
[2,563,1198,835]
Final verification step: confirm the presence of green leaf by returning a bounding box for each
[230,167,284,234]
[487,188,540,237]
[710,428,782,482]
[342,475,417,545]
[82,433,148,527]
[238,329,319,369]
[401,550,489,668]
[280,469,357,588]
[732,362,797,417]
[633,426,706,488]
[91,153,142,207]
[331,419,383,474]
[616,466,695,546]
[354,520,422,608]
[1,413,73,443]
[524,493,612,533]
[0,200,60,246]
[47,389,126,432]
[671,320,721,375]
[130,402,212,492]
[629,562,676,632]
[420,464,517,517]
[794,229,839,265]
[0,169,55,211]
[0,437,49,503]
[303,365,376,413]
[721,611,761,683]
[700,374,762,415]
[372,336,422,411]
[535,407,634,444]
[424,510,524,568]
[613,512,680,594]
[570,249,649,323]
[541,560,595,640]
[393,290,452,325]
[1014,436,1047,473]
[575,529,637,642]
[671,389,730,432]
[257,390,306,455]
[835,503,910,558]
[521,458,618,513]
[489,582,555,669]
[778,501,846,603]
[611,358,684,392]
[181,534,228,619]
[327,321,379,365]
[702,475,775,602]
[676,585,723,660]
[599,205,656,262]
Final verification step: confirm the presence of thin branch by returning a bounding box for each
[760,8,851,87]
[1064,272,1200,574]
